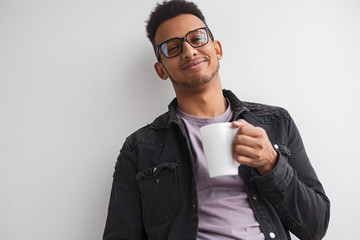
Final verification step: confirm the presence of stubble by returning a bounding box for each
[165,61,220,89]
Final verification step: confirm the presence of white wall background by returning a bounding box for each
[1,0,359,239]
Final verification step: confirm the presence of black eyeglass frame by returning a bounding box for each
[155,27,214,61]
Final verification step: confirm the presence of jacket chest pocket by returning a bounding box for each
[136,163,179,225]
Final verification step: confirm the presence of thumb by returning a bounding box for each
[231,119,247,128]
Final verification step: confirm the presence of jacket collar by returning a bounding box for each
[151,89,248,129]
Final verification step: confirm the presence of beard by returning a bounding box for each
[166,61,220,89]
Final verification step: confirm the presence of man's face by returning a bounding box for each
[154,14,222,89]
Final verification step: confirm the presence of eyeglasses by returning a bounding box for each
[156,27,214,60]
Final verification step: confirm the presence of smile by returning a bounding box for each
[180,58,207,71]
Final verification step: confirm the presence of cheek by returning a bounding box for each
[162,62,180,77]
[203,46,219,62]
[209,52,219,67]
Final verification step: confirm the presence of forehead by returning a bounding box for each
[154,14,207,45]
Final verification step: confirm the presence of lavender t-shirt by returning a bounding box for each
[176,101,265,240]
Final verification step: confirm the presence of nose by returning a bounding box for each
[181,41,198,59]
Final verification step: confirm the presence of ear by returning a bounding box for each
[154,62,169,80]
[213,40,223,60]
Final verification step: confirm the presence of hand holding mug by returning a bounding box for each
[231,119,278,175]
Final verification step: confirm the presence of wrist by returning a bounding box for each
[257,150,278,175]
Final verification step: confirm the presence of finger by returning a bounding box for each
[234,122,263,138]
[233,144,255,159]
[234,134,259,148]
[231,119,248,128]
[233,153,257,167]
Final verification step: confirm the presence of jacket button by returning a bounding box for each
[192,203,197,209]
[274,144,279,150]
[269,232,276,238]
[252,195,257,200]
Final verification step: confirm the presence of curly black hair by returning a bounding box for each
[146,0,207,50]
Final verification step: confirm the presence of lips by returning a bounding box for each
[180,58,207,71]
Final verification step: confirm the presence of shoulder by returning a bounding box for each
[224,89,290,123]
[242,101,290,123]
[122,111,172,152]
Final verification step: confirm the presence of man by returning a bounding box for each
[103,0,330,239]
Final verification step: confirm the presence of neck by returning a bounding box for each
[174,78,227,118]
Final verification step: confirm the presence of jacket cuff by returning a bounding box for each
[250,152,295,197]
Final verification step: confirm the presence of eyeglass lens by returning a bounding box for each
[160,28,209,58]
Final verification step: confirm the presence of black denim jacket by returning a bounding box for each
[103,90,330,240]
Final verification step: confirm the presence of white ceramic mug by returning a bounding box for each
[200,122,240,178]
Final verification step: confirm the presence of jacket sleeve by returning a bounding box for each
[103,140,147,240]
[251,113,330,240]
